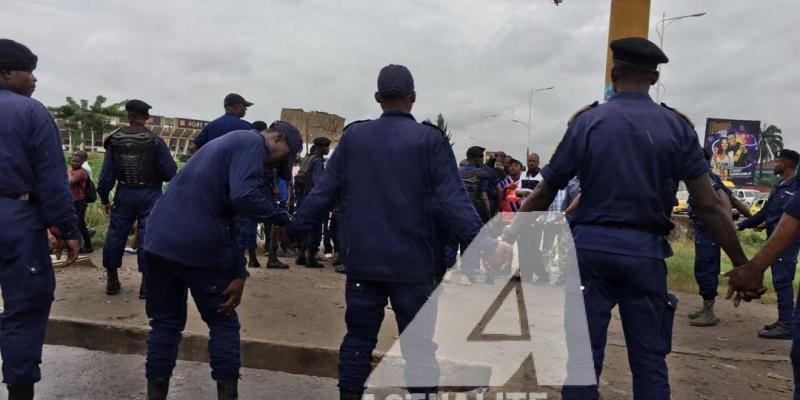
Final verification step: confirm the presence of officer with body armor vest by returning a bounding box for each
[97,100,177,298]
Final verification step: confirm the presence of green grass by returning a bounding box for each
[67,150,185,248]
[666,230,798,304]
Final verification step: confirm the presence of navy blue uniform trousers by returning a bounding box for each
[339,279,440,394]
[103,187,161,273]
[562,250,676,400]
[144,253,241,381]
[693,224,721,301]
[767,229,800,322]
[0,225,55,384]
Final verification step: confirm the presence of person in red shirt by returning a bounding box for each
[68,152,93,253]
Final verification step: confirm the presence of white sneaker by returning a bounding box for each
[124,246,136,254]
[324,253,334,260]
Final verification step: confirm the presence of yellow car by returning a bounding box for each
[750,196,768,216]
[673,191,689,214]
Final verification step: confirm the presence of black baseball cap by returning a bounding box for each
[777,149,800,166]
[467,146,486,159]
[252,120,268,131]
[377,64,415,100]
[268,120,304,180]
[224,93,254,107]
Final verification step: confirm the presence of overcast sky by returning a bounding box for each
[3,0,798,162]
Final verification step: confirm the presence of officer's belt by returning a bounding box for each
[0,193,30,202]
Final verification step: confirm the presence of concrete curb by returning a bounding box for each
[44,317,343,378]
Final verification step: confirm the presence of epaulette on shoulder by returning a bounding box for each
[421,120,449,139]
[661,103,694,127]
[568,101,599,125]
[343,119,371,132]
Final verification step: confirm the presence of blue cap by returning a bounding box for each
[377,64,414,100]
[269,120,303,180]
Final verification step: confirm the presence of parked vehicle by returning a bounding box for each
[732,189,762,207]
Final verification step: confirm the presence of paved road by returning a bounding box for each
[4,345,340,400]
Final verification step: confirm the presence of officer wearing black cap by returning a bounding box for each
[0,38,80,400]
[189,93,254,154]
[97,99,177,298]
[504,37,748,399]
[294,136,332,268]
[141,123,302,400]
[738,148,800,339]
[291,64,510,399]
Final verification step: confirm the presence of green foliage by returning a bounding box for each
[50,95,126,147]
[757,123,784,179]
[424,113,453,146]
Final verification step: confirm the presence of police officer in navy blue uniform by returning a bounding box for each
[728,190,800,400]
[738,149,800,339]
[291,64,511,400]
[0,38,80,400]
[294,136,332,268]
[98,100,177,298]
[142,121,302,400]
[240,120,271,269]
[504,37,748,399]
[189,93,254,154]
[688,150,752,327]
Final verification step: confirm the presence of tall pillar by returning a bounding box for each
[604,0,651,99]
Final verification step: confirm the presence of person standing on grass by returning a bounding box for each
[68,152,93,253]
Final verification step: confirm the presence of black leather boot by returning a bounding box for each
[147,378,170,400]
[217,379,238,400]
[340,390,363,400]
[106,268,121,295]
[7,383,34,400]
[305,251,323,268]
[139,275,147,300]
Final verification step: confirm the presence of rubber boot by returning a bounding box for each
[688,303,704,320]
[7,383,34,400]
[305,250,323,268]
[689,299,719,327]
[217,379,238,400]
[147,378,170,400]
[267,255,289,269]
[106,268,121,295]
[139,275,147,300]
[247,249,261,268]
[340,390,363,400]
[759,320,792,340]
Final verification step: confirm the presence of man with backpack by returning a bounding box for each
[294,137,332,268]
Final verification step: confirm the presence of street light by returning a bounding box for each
[523,86,555,157]
[655,11,706,101]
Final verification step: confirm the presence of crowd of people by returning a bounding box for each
[3,33,800,400]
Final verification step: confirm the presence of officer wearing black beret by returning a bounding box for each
[97,99,177,298]
[738,148,800,339]
[1,38,80,400]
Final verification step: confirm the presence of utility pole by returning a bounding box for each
[604,0,652,100]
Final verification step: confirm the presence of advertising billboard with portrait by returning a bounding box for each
[703,118,761,186]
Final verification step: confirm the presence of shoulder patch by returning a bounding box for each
[568,101,599,125]
[343,119,371,132]
[661,103,694,127]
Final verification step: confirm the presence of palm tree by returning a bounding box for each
[758,124,784,178]
[424,113,453,145]
[50,95,126,151]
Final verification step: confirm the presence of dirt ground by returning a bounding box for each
[43,251,796,399]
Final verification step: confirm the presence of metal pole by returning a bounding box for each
[527,88,533,156]
[604,0,652,100]
[656,12,666,101]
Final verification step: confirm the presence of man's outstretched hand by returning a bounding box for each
[54,239,81,267]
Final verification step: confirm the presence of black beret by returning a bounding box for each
[377,64,415,100]
[252,120,268,131]
[610,37,668,72]
[466,146,486,159]
[224,93,253,107]
[0,39,38,72]
[125,99,152,115]
[777,149,800,166]
[313,137,332,147]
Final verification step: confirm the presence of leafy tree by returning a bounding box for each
[757,124,784,178]
[424,113,453,145]
[50,95,126,150]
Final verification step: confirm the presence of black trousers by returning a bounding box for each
[74,200,92,249]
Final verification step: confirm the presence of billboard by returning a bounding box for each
[704,118,761,185]
[176,118,209,130]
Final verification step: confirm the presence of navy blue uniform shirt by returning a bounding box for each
[144,130,286,278]
[0,86,77,235]
[293,111,485,283]
[783,191,800,220]
[479,164,500,204]
[739,177,799,232]
[97,133,177,204]
[541,91,707,258]
[192,113,252,149]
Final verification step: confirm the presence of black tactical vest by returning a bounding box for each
[107,126,160,188]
